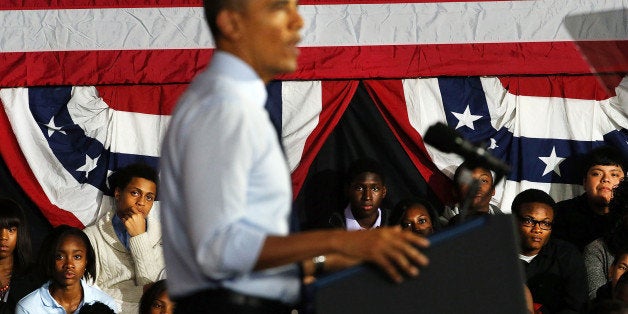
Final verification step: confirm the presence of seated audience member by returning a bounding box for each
[585,180,628,299]
[16,225,119,313]
[77,301,116,314]
[444,160,503,226]
[514,189,588,313]
[83,163,163,313]
[328,158,393,230]
[0,198,42,314]
[139,279,175,314]
[553,145,626,251]
[592,249,628,303]
[615,272,628,304]
[395,197,441,236]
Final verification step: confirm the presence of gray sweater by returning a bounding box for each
[583,238,614,299]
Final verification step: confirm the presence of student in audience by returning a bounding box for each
[553,145,626,251]
[0,198,42,314]
[83,163,164,313]
[395,197,440,236]
[139,279,174,314]
[514,189,588,313]
[444,160,503,226]
[327,158,393,230]
[584,180,628,299]
[591,249,628,303]
[16,225,119,313]
[614,272,628,304]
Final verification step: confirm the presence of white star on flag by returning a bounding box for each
[451,105,482,130]
[539,146,566,177]
[44,117,67,137]
[77,154,100,179]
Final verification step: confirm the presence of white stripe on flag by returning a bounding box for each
[403,78,464,178]
[68,87,170,157]
[282,81,322,172]
[480,78,621,141]
[2,0,626,53]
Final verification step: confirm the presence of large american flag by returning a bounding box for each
[0,0,626,228]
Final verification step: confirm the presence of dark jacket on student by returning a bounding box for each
[522,238,588,314]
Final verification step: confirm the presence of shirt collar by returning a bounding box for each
[208,50,268,108]
[344,205,382,231]
[41,279,89,309]
[111,214,130,250]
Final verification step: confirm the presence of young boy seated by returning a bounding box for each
[513,189,588,313]
[442,160,503,226]
[327,158,392,230]
[552,145,626,251]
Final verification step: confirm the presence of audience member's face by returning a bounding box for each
[348,172,387,220]
[115,177,157,219]
[400,205,434,236]
[53,234,87,288]
[584,165,624,208]
[518,202,553,256]
[150,290,175,314]
[231,0,303,82]
[0,226,18,259]
[611,254,628,288]
[457,167,495,213]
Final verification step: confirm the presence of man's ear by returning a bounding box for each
[382,186,387,198]
[215,9,243,41]
[114,187,120,200]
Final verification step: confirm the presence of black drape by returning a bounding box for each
[295,82,444,230]
[0,154,52,255]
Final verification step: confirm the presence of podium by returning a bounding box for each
[304,215,528,314]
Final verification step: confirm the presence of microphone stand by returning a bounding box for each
[458,179,480,224]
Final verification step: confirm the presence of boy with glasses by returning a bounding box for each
[513,189,587,313]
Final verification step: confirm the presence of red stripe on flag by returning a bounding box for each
[3,41,623,87]
[288,42,600,80]
[499,75,623,100]
[0,1,202,10]
[97,85,188,115]
[0,0,502,10]
[0,50,212,87]
[0,98,84,228]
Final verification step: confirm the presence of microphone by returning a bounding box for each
[424,122,511,180]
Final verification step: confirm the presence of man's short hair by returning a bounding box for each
[107,162,158,193]
[511,189,556,216]
[452,160,494,187]
[583,145,627,178]
[346,158,386,185]
[612,249,628,266]
[203,0,246,40]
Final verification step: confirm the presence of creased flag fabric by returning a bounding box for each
[1,76,627,227]
[1,0,627,86]
[0,0,627,228]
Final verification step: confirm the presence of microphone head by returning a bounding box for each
[423,122,461,153]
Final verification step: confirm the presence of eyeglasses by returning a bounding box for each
[519,217,552,230]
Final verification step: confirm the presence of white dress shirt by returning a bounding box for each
[159,51,299,304]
